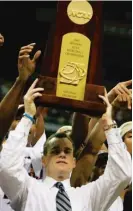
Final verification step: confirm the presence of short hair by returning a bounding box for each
[56,125,72,134]
[119,121,132,139]
[43,132,74,156]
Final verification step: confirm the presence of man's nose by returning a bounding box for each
[59,150,66,157]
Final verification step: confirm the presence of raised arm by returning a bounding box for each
[107,79,132,106]
[0,43,41,143]
[0,79,44,203]
[71,112,90,151]
[71,87,132,187]
[82,92,132,211]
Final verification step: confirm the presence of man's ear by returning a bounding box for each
[73,157,76,169]
[42,155,47,167]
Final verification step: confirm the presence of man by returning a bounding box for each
[0,80,131,211]
[0,41,41,144]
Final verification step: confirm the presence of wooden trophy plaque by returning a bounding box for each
[36,0,106,116]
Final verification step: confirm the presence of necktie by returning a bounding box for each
[55,182,72,211]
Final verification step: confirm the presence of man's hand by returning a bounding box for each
[112,90,132,110]
[113,80,132,96]
[108,80,132,104]
[18,43,41,81]
[99,90,113,126]
[24,79,44,117]
[0,34,4,47]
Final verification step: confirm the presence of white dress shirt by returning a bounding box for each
[0,198,14,211]
[0,117,131,211]
[0,126,46,211]
[108,196,123,211]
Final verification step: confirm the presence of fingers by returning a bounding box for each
[31,92,43,101]
[120,83,131,95]
[18,104,24,109]
[117,93,132,110]
[33,50,41,62]
[127,95,132,110]
[21,43,36,50]
[0,33,4,46]
[18,55,30,59]
[24,88,44,101]
[28,78,39,91]
[19,49,32,56]
[28,88,44,97]
[123,79,132,87]
[115,85,126,95]
[18,43,36,58]
[98,95,110,107]
[114,80,132,97]
[18,43,41,63]
[104,88,108,97]
[26,79,44,98]
[24,92,43,101]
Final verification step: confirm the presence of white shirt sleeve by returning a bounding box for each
[24,131,46,177]
[0,117,32,201]
[81,128,132,211]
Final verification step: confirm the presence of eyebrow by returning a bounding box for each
[50,146,73,151]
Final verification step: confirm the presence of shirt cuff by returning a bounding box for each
[105,128,123,145]
[15,116,33,136]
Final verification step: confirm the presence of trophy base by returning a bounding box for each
[35,76,106,117]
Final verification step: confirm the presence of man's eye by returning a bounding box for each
[64,149,71,154]
[51,149,60,155]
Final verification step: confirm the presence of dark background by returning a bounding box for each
[0,1,132,84]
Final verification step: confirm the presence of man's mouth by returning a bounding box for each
[56,161,67,164]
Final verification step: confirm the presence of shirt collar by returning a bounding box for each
[43,176,71,190]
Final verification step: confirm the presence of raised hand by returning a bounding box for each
[0,33,4,47]
[99,90,113,126]
[108,80,132,104]
[24,79,44,117]
[18,43,41,81]
[112,90,132,110]
[113,80,132,95]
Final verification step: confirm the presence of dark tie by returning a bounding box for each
[55,182,72,211]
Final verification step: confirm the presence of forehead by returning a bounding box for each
[125,130,132,136]
[48,137,73,149]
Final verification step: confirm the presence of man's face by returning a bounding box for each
[124,130,132,155]
[43,137,76,178]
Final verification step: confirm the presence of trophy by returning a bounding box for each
[36,0,106,116]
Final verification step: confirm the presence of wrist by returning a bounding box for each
[23,112,35,123]
[103,120,117,131]
[17,76,27,84]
